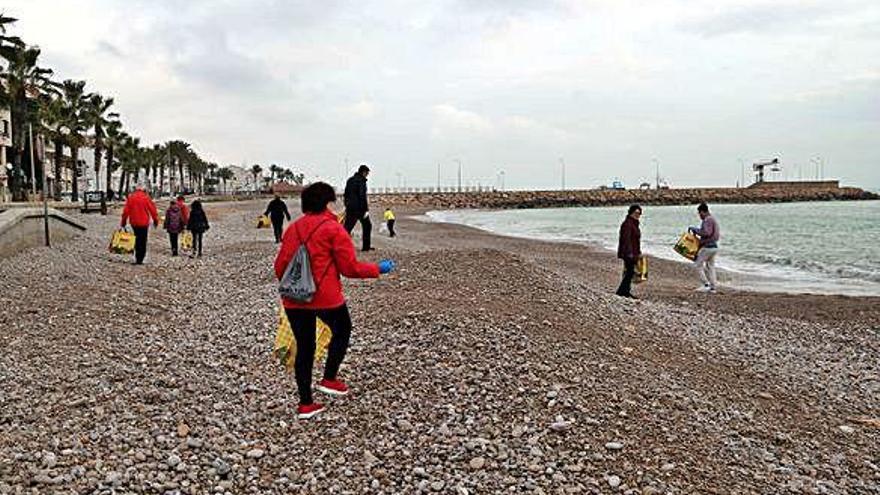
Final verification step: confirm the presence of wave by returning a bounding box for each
[730,252,880,284]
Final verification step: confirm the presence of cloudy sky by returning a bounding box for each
[5,0,879,190]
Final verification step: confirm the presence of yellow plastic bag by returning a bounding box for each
[673,232,700,261]
[273,308,333,373]
[256,215,271,228]
[108,229,135,254]
[634,256,648,283]
[180,231,193,252]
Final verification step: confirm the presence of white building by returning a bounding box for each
[0,107,11,202]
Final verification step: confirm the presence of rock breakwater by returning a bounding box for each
[373,185,878,210]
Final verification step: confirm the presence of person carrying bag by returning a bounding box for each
[274,182,396,420]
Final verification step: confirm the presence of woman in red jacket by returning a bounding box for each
[274,182,396,419]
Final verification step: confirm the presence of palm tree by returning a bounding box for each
[117,134,139,194]
[250,164,262,192]
[0,44,54,199]
[37,91,68,200]
[83,93,116,192]
[217,166,234,194]
[104,118,123,197]
[269,164,280,184]
[164,140,192,193]
[59,80,88,201]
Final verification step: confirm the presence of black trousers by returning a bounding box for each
[271,218,284,243]
[387,219,396,237]
[133,226,149,264]
[168,233,179,256]
[285,304,353,405]
[617,258,636,296]
[343,211,372,250]
[193,232,203,256]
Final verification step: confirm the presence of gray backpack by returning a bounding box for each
[279,220,329,303]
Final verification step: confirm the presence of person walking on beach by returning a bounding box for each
[265,195,292,243]
[274,181,396,420]
[616,204,642,298]
[120,183,159,265]
[343,164,373,251]
[383,207,396,237]
[186,200,210,257]
[689,202,721,293]
[163,200,185,256]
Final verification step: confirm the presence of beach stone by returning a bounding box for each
[247,448,265,459]
[605,442,624,451]
[469,457,486,470]
[607,475,622,488]
[166,454,181,468]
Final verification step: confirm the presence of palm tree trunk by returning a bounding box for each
[94,139,103,193]
[71,146,80,202]
[105,145,114,196]
[53,138,64,200]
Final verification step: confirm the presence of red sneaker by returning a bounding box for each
[317,379,349,396]
[296,403,325,420]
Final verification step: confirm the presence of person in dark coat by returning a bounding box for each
[343,164,373,251]
[186,200,210,257]
[265,195,292,243]
[616,204,642,298]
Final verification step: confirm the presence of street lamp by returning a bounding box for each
[559,157,566,191]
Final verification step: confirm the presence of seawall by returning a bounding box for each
[373,184,878,210]
[0,207,87,259]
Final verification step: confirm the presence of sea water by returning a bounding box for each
[427,200,880,296]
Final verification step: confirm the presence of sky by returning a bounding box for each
[4,0,879,190]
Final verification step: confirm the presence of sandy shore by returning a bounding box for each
[0,199,877,494]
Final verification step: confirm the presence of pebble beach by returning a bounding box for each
[1,199,878,494]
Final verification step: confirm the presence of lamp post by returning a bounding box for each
[559,157,566,191]
[453,159,462,192]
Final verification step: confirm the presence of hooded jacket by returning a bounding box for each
[120,190,159,228]
[274,209,380,309]
[164,204,185,234]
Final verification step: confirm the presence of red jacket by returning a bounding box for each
[177,199,190,225]
[121,190,159,228]
[617,215,641,260]
[274,209,380,309]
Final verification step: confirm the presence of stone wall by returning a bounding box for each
[748,180,840,190]
[0,208,87,259]
[371,185,878,210]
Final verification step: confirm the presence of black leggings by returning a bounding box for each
[272,219,284,243]
[193,232,203,255]
[617,258,636,296]
[168,232,179,256]
[285,304,353,405]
